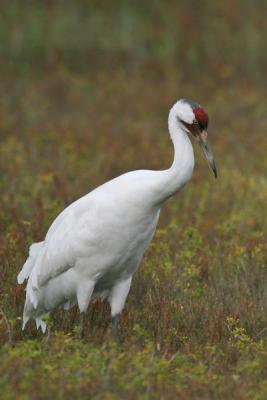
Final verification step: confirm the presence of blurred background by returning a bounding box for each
[1,0,267,217]
[0,1,267,398]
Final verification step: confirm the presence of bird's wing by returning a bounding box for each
[17,241,44,284]
[23,169,157,291]
[18,200,75,285]
[29,194,100,289]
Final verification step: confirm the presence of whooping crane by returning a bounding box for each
[17,98,217,338]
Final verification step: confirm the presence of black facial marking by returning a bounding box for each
[198,119,208,131]
[178,118,199,135]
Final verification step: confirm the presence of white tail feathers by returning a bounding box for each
[17,242,44,284]
[22,315,29,330]
[35,318,47,333]
[28,285,39,309]
[22,316,47,334]
[22,289,47,334]
[17,258,32,284]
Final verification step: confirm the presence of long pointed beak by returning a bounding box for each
[197,131,217,178]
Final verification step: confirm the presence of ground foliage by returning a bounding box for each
[1,1,267,399]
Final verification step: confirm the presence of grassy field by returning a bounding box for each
[1,1,267,399]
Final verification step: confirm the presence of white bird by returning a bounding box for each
[18,99,217,338]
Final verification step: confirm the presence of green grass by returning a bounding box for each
[1,1,267,399]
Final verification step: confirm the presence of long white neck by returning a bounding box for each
[152,112,195,205]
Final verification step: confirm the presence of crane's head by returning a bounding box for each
[170,98,217,178]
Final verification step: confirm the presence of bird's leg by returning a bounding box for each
[45,325,51,345]
[112,314,120,341]
[80,312,85,339]
[77,280,95,340]
[110,277,132,343]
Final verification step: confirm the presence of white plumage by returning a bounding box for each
[18,99,216,335]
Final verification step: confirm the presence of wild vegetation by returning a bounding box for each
[0,1,267,399]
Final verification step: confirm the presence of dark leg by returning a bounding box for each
[112,314,120,341]
[45,325,51,345]
[80,312,85,339]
